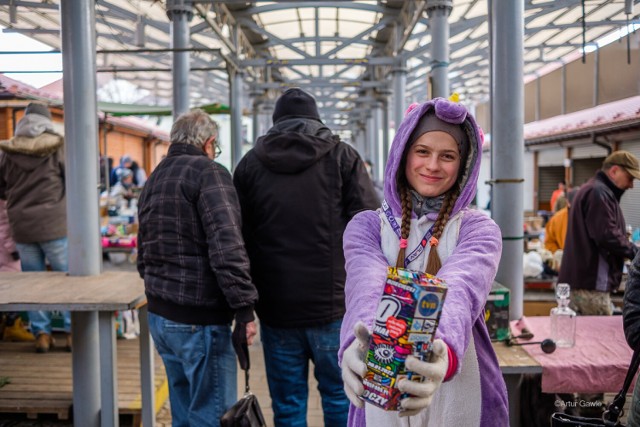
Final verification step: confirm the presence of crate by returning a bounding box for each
[485,281,510,341]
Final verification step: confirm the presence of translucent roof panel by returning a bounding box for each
[0,0,637,125]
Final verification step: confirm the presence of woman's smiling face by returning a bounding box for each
[404,131,461,198]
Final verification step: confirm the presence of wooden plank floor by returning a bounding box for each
[0,333,167,421]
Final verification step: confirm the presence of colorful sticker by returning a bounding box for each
[361,267,447,411]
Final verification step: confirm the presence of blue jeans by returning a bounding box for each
[261,320,349,427]
[15,237,71,335]
[148,312,237,427]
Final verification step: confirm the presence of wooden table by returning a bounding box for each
[492,340,542,427]
[0,271,154,427]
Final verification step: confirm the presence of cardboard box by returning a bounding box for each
[361,267,447,411]
[485,281,510,341]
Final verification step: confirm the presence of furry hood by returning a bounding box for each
[0,132,63,158]
[383,98,484,218]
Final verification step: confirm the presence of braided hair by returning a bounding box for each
[424,186,460,275]
[395,186,414,267]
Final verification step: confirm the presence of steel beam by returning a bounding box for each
[60,2,102,427]
[491,0,525,322]
[167,0,193,117]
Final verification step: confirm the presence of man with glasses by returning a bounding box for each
[137,109,258,426]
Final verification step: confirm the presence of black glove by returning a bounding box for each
[232,321,250,371]
[10,251,19,261]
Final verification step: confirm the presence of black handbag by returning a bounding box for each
[550,349,640,427]
[220,323,266,427]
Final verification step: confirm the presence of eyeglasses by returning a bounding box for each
[214,143,222,158]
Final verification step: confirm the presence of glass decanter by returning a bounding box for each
[550,283,576,348]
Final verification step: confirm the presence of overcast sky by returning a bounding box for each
[1,26,62,88]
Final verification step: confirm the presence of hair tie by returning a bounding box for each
[399,238,408,249]
[429,236,439,247]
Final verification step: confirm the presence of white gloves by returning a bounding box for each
[398,338,449,417]
[341,321,371,408]
[342,323,449,417]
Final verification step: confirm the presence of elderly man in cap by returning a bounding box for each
[0,102,70,353]
[559,150,640,316]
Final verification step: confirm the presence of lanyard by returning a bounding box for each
[382,199,435,267]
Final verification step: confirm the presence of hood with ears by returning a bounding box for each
[383,98,484,218]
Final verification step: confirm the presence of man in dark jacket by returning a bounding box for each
[559,150,639,315]
[623,251,640,425]
[137,110,258,426]
[233,88,379,426]
[0,102,70,353]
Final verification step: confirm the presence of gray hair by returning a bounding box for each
[170,110,219,148]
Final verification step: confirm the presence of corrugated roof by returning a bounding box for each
[524,96,640,144]
[2,0,638,132]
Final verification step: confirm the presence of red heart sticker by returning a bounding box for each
[386,316,407,339]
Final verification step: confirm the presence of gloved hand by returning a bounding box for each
[398,339,449,417]
[232,321,254,371]
[341,321,371,408]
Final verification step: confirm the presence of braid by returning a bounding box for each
[425,186,460,275]
[396,186,413,268]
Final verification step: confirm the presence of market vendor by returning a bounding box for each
[110,168,135,208]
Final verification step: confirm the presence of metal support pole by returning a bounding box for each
[102,119,110,195]
[167,0,193,117]
[360,123,367,156]
[382,100,390,174]
[561,62,566,114]
[392,61,407,133]
[427,0,452,98]
[252,100,261,144]
[372,102,384,181]
[366,112,374,164]
[593,48,600,107]
[262,101,274,134]
[535,74,541,121]
[60,0,101,277]
[139,305,156,427]
[60,3,102,425]
[491,0,524,322]
[71,312,100,426]
[371,103,381,181]
[231,70,244,169]
[355,127,363,155]
[99,311,118,427]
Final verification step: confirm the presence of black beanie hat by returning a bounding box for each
[272,88,321,123]
[25,102,52,120]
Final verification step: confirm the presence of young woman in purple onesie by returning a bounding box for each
[340,98,509,426]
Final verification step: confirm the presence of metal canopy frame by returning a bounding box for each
[1,0,638,131]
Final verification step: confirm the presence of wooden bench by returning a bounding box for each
[0,271,156,427]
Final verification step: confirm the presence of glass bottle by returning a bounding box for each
[550,283,576,348]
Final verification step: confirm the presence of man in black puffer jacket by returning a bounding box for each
[234,88,379,426]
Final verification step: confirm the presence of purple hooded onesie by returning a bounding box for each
[339,98,509,426]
